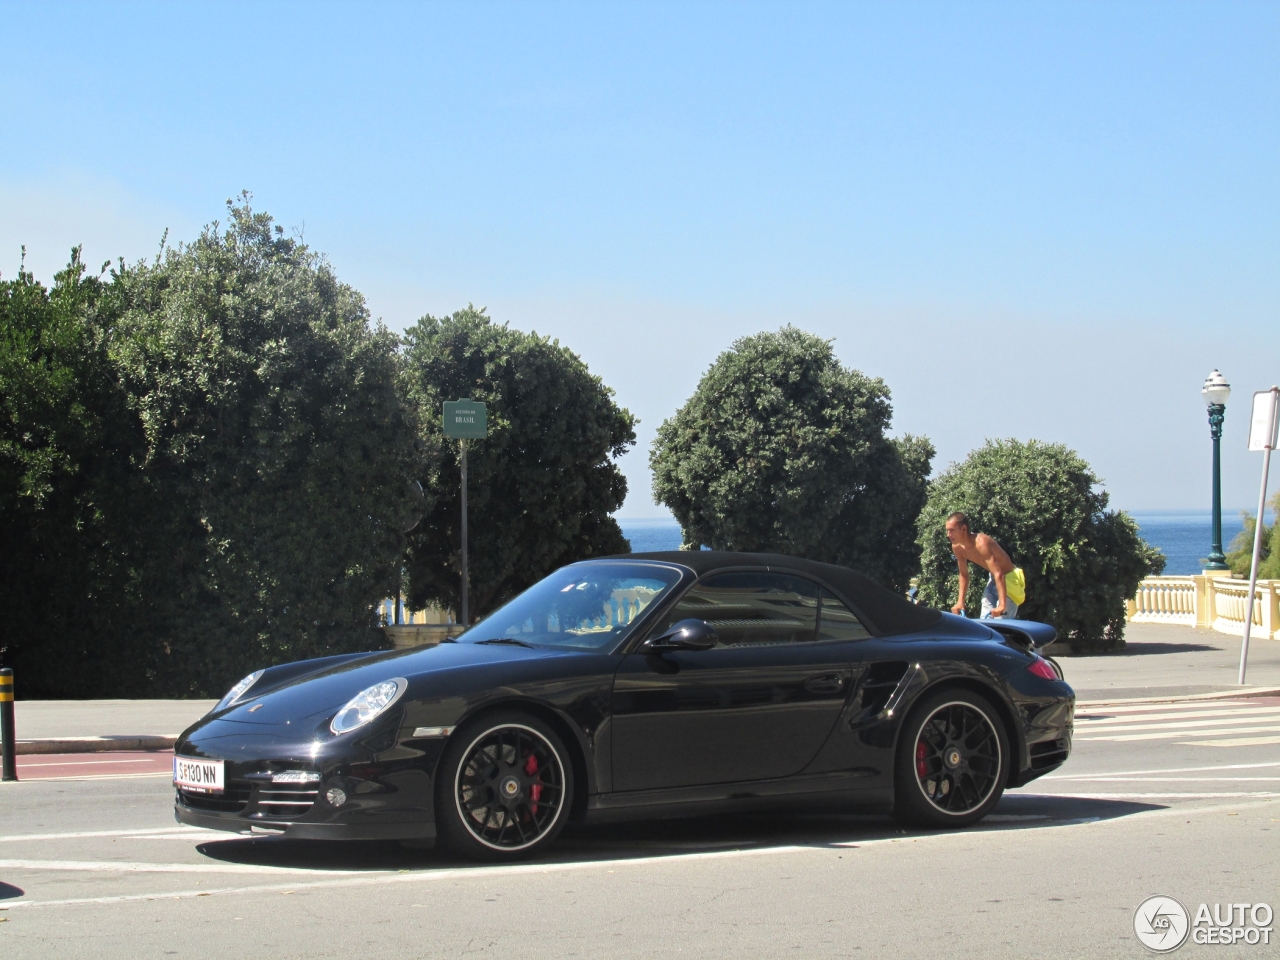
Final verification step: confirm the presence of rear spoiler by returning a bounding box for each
[987,619,1057,652]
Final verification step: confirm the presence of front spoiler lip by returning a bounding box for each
[174,803,434,841]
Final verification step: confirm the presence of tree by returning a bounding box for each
[402,307,635,617]
[915,439,1165,652]
[1226,493,1280,580]
[101,197,423,696]
[649,326,933,592]
[0,248,144,695]
[2,198,423,698]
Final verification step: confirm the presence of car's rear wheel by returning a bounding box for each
[435,711,573,861]
[892,688,1009,828]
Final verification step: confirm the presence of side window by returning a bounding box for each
[818,590,871,641]
[661,572,820,646]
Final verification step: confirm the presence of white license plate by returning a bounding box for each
[173,756,225,794]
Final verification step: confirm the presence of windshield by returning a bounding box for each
[455,562,684,652]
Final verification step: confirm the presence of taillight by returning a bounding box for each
[1027,657,1058,680]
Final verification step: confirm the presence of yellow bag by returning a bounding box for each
[1005,567,1027,606]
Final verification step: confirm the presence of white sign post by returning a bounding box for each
[1239,386,1280,685]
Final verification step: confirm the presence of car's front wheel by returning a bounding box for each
[435,711,574,861]
[892,688,1009,828]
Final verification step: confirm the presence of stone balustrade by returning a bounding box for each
[1127,574,1279,640]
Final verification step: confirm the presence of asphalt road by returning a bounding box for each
[3,689,1278,959]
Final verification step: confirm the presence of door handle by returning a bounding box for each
[804,674,845,695]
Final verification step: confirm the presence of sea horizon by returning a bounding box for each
[617,506,1272,577]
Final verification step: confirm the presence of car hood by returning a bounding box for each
[196,642,572,731]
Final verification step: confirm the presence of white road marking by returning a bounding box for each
[1034,777,1280,783]
[18,759,165,769]
[1076,716,1280,734]
[4,772,173,783]
[1030,791,1280,799]
[0,845,829,909]
[1079,708,1280,727]
[0,858,376,875]
[1077,697,1280,714]
[1182,735,1280,747]
[1076,723,1280,742]
[3,797,1272,912]
[1041,761,1280,779]
[0,827,223,843]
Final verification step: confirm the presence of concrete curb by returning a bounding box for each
[1076,686,1280,708]
[15,735,177,755]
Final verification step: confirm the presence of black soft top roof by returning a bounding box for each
[610,550,942,637]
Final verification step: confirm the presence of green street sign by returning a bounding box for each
[443,398,488,439]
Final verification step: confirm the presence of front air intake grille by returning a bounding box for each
[254,783,318,818]
[179,783,251,813]
[1029,739,1069,770]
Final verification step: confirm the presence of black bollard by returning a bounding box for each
[0,668,16,781]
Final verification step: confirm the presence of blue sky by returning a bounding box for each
[3,1,1277,517]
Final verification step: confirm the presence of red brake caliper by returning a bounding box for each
[524,753,541,815]
[916,740,927,778]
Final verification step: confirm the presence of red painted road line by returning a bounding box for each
[13,750,175,780]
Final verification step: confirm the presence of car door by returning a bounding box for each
[609,571,857,792]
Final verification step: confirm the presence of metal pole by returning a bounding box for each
[1,668,16,781]
[460,439,469,628]
[1239,390,1278,684]
[1206,403,1228,569]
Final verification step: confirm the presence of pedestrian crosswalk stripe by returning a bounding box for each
[1181,735,1280,748]
[1078,698,1279,714]
[1079,706,1280,726]
[1075,724,1280,742]
[1043,761,1280,779]
[1078,715,1280,734]
[1074,700,1280,746]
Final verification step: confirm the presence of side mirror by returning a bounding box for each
[644,618,718,652]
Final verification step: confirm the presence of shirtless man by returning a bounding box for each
[944,512,1022,619]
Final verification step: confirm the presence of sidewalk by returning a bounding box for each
[1058,621,1280,701]
[3,623,1277,752]
[10,699,216,753]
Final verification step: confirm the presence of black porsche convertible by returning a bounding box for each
[173,552,1074,860]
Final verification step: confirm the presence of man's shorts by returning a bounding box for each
[981,576,1019,619]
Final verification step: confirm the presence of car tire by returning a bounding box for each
[892,687,1010,829]
[435,710,574,862]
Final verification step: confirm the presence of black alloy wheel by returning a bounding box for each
[436,711,573,861]
[892,688,1009,828]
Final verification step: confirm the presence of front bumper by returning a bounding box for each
[172,717,448,841]
[174,803,434,840]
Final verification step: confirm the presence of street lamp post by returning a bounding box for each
[1202,369,1231,571]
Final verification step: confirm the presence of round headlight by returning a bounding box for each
[330,678,408,735]
[215,670,264,712]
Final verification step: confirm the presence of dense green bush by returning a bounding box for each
[650,326,933,592]
[1227,493,1279,579]
[0,248,145,695]
[2,199,422,697]
[915,439,1165,652]
[402,306,635,617]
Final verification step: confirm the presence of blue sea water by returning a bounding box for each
[1127,510,1249,576]
[617,518,685,554]
[618,510,1260,577]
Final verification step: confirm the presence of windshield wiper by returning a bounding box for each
[475,637,537,648]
